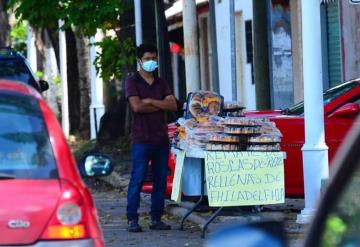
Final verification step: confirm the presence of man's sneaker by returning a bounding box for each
[149,220,171,230]
[127,220,142,232]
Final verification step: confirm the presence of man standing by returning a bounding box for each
[125,43,177,232]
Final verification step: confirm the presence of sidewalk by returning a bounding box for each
[94,161,307,247]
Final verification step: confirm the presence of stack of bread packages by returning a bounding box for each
[174,90,283,152]
[219,117,282,151]
[222,101,245,117]
[246,120,282,151]
[204,101,247,151]
[175,91,225,151]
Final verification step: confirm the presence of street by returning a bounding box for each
[86,171,306,247]
[91,186,204,247]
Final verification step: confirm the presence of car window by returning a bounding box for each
[318,156,360,246]
[0,59,40,90]
[285,80,359,115]
[0,93,57,179]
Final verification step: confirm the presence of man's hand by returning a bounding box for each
[148,95,177,112]
[142,98,153,105]
[128,96,159,113]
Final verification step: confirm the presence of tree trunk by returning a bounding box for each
[0,0,10,47]
[252,0,271,110]
[65,29,80,133]
[75,32,91,136]
[155,0,173,91]
[35,28,60,116]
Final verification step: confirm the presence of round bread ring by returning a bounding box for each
[208,101,221,115]
[189,100,202,118]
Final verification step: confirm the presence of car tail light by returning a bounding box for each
[41,180,89,240]
[57,202,82,225]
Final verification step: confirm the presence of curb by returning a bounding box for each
[165,204,207,227]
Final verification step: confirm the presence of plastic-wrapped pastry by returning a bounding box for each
[206,143,241,151]
[259,121,283,137]
[223,117,264,126]
[223,111,244,117]
[186,91,223,120]
[224,126,261,134]
[248,134,281,143]
[189,97,202,118]
[208,100,221,115]
[208,133,240,143]
[223,101,245,110]
[247,144,281,151]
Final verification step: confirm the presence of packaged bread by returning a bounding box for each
[223,101,245,110]
[206,143,241,151]
[223,117,264,126]
[185,91,223,120]
[259,121,283,137]
[247,144,281,151]
[224,126,261,135]
[208,133,240,143]
[223,111,244,117]
[248,134,281,144]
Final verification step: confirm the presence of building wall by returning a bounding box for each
[267,0,294,109]
[215,0,255,110]
[290,0,304,104]
[341,1,360,81]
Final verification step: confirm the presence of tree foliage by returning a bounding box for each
[8,0,136,81]
[94,36,135,82]
[10,20,26,54]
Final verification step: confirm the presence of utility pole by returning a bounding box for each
[297,0,329,224]
[134,0,142,71]
[229,0,237,101]
[58,19,69,139]
[183,0,200,93]
[252,0,271,109]
[134,0,143,46]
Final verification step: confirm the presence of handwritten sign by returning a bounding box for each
[204,151,285,207]
[171,150,186,202]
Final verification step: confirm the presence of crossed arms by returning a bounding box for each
[128,95,177,113]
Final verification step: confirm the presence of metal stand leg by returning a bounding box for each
[180,195,204,230]
[201,207,223,238]
[180,159,205,230]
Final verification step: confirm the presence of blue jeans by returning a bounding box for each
[127,144,169,222]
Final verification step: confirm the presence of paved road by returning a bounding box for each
[86,164,305,247]
[93,189,305,247]
[93,190,204,247]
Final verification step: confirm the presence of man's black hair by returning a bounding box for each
[136,43,158,59]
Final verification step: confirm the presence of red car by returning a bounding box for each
[142,79,360,197]
[0,80,112,246]
[252,79,360,196]
[141,124,177,196]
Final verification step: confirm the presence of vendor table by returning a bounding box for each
[172,148,215,238]
[171,148,285,238]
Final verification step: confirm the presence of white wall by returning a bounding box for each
[215,0,255,109]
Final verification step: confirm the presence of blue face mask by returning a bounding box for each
[141,60,158,72]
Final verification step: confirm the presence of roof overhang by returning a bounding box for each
[165,0,209,19]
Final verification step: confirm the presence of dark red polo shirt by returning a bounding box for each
[125,73,171,146]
